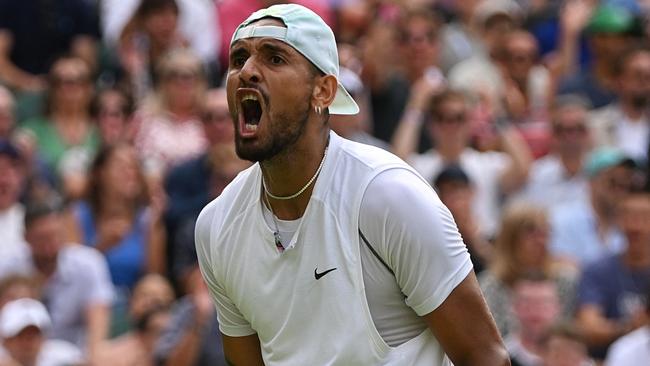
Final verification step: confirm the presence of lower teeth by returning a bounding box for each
[245,123,258,131]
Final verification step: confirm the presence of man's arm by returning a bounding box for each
[497,124,532,194]
[222,333,264,366]
[422,271,510,366]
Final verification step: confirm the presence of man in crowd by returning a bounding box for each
[576,188,650,360]
[550,148,636,267]
[0,202,114,361]
[516,96,591,209]
[590,46,650,163]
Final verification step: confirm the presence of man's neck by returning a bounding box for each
[590,196,616,231]
[261,130,329,220]
[558,152,584,177]
[437,143,465,162]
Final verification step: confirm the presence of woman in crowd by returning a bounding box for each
[92,87,136,146]
[20,56,99,199]
[64,143,166,294]
[133,49,207,186]
[478,202,577,338]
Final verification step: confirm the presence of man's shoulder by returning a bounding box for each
[338,136,405,169]
[581,254,621,277]
[59,245,108,269]
[195,165,259,246]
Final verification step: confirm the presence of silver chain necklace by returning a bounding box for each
[262,144,328,200]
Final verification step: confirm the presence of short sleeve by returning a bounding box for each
[195,205,255,337]
[79,248,114,305]
[359,168,473,316]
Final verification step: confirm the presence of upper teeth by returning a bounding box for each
[242,94,258,102]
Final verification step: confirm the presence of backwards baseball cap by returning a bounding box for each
[584,147,637,178]
[231,4,359,115]
[0,298,51,338]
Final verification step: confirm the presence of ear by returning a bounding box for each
[311,74,338,111]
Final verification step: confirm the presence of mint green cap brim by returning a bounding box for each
[231,4,359,115]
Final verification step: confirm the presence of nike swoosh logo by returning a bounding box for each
[314,267,337,280]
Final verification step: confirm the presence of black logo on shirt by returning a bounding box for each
[314,267,337,280]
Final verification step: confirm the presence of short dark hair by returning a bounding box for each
[398,7,442,42]
[136,0,179,19]
[433,164,471,190]
[24,200,62,230]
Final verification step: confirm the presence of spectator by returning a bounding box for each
[590,46,650,163]
[0,298,84,366]
[438,0,483,73]
[558,5,638,108]
[575,188,650,360]
[163,88,249,283]
[0,86,15,139]
[91,87,136,146]
[154,266,224,366]
[20,56,99,200]
[0,140,27,258]
[95,305,171,366]
[515,95,591,209]
[479,202,576,338]
[116,0,203,101]
[541,323,593,366]
[133,49,208,185]
[64,143,166,294]
[447,0,521,115]
[366,7,443,149]
[433,164,491,273]
[394,89,532,238]
[111,273,174,338]
[102,0,218,70]
[505,272,561,366]
[0,0,100,93]
[549,148,637,267]
[498,29,552,157]
[0,201,114,360]
[604,284,650,366]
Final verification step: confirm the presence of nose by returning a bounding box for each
[239,56,262,84]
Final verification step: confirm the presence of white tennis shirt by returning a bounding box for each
[195,131,472,365]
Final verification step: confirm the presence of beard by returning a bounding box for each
[234,98,310,162]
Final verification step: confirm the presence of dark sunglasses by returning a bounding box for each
[434,112,466,124]
[553,124,586,136]
[164,70,199,82]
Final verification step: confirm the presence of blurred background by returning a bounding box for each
[0,0,649,365]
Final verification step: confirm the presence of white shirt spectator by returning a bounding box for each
[514,154,589,209]
[605,326,650,366]
[0,245,114,348]
[101,0,219,63]
[409,148,510,238]
[0,203,27,258]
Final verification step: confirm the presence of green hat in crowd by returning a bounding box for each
[587,5,634,34]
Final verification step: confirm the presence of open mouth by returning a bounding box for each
[237,89,264,136]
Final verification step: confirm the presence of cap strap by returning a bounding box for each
[233,25,288,42]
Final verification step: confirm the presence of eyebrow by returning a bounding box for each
[258,41,292,57]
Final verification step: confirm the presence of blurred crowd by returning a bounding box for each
[0,0,649,365]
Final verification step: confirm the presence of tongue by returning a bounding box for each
[242,99,262,125]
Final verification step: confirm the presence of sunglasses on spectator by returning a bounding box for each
[164,69,199,82]
[202,110,231,123]
[401,30,436,44]
[553,124,586,136]
[434,112,466,124]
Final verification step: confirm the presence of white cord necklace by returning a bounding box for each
[262,144,328,200]
[262,191,285,251]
